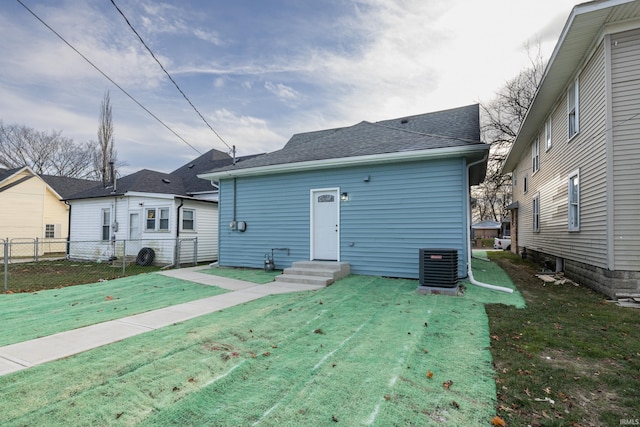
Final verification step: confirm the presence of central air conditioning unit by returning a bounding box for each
[419,248,458,288]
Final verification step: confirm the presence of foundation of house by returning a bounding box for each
[525,248,640,299]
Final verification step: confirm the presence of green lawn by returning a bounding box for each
[0,273,228,346]
[0,261,523,426]
[2,259,162,293]
[487,251,640,426]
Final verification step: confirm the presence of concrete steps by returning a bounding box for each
[275,261,350,287]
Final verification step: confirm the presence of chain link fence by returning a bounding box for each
[2,237,198,293]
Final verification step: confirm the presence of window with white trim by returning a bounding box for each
[101,208,111,241]
[145,207,170,231]
[182,209,195,231]
[545,118,552,151]
[532,193,540,232]
[523,174,528,193]
[45,224,55,238]
[568,79,579,138]
[532,137,540,174]
[568,170,580,231]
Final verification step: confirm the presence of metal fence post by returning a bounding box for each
[122,240,126,276]
[35,237,39,263]
[3,239,8,292]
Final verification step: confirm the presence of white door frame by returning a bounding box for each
[310,187,340,261]
[127,210,142,255]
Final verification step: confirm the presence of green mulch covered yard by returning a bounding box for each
[0,273,229,346]
[0,259,523,426]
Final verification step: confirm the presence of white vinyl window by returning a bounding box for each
[545,118,553,151]
[159,208,169,230]
[182,209,195,231]
[532,137,540,174]
[146,207,170,231]
[45,224,55,239]
[568,170,580,231]
[523,174,529,194]
[532,193,540,232]
[101,208,111,241]
[568,79,579,139]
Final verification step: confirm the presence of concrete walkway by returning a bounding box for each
[0,267,323,377]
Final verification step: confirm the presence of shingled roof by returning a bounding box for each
[0,167,23,182]
[200,104,485,177]
[171,149,262,194]
[0,167,100,198]
[63,148,260,200]
[41,175,101,199]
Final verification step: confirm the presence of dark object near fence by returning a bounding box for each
[136,247,156,266]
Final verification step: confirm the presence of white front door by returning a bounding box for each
[127,212,141,255]
[311,188,339,261]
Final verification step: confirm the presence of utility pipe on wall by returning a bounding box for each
[466,154,513,294]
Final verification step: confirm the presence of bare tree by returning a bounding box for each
[475,44,546,222]
[93,90,118,185]
[0,122,95,178]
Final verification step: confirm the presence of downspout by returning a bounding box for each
[175,198,184,266]
[232,177,237,223]
[176,198,184,238]
[466,154,514,294]
[65,201,71,258]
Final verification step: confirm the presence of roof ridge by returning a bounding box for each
[368,121,481,144]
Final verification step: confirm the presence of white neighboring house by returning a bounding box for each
[64,149,236,266]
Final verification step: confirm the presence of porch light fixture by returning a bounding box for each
[341,192,349,201]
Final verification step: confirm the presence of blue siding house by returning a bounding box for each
[199,104,489,280]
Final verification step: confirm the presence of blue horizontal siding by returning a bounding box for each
[218,158,469,278]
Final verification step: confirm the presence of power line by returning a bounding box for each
[109,0,232,153]
[16,0,203,156]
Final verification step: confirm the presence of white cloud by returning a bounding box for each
[264,81,302,104]
[193,29,223,45]
[278,0,576,125]
[206,109,286,156]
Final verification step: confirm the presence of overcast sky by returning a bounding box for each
[1,0,578,175]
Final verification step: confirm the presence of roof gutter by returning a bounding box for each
[198,144,489,182]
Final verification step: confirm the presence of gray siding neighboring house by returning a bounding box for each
[199,104,489,279]
[502,0,640,298]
